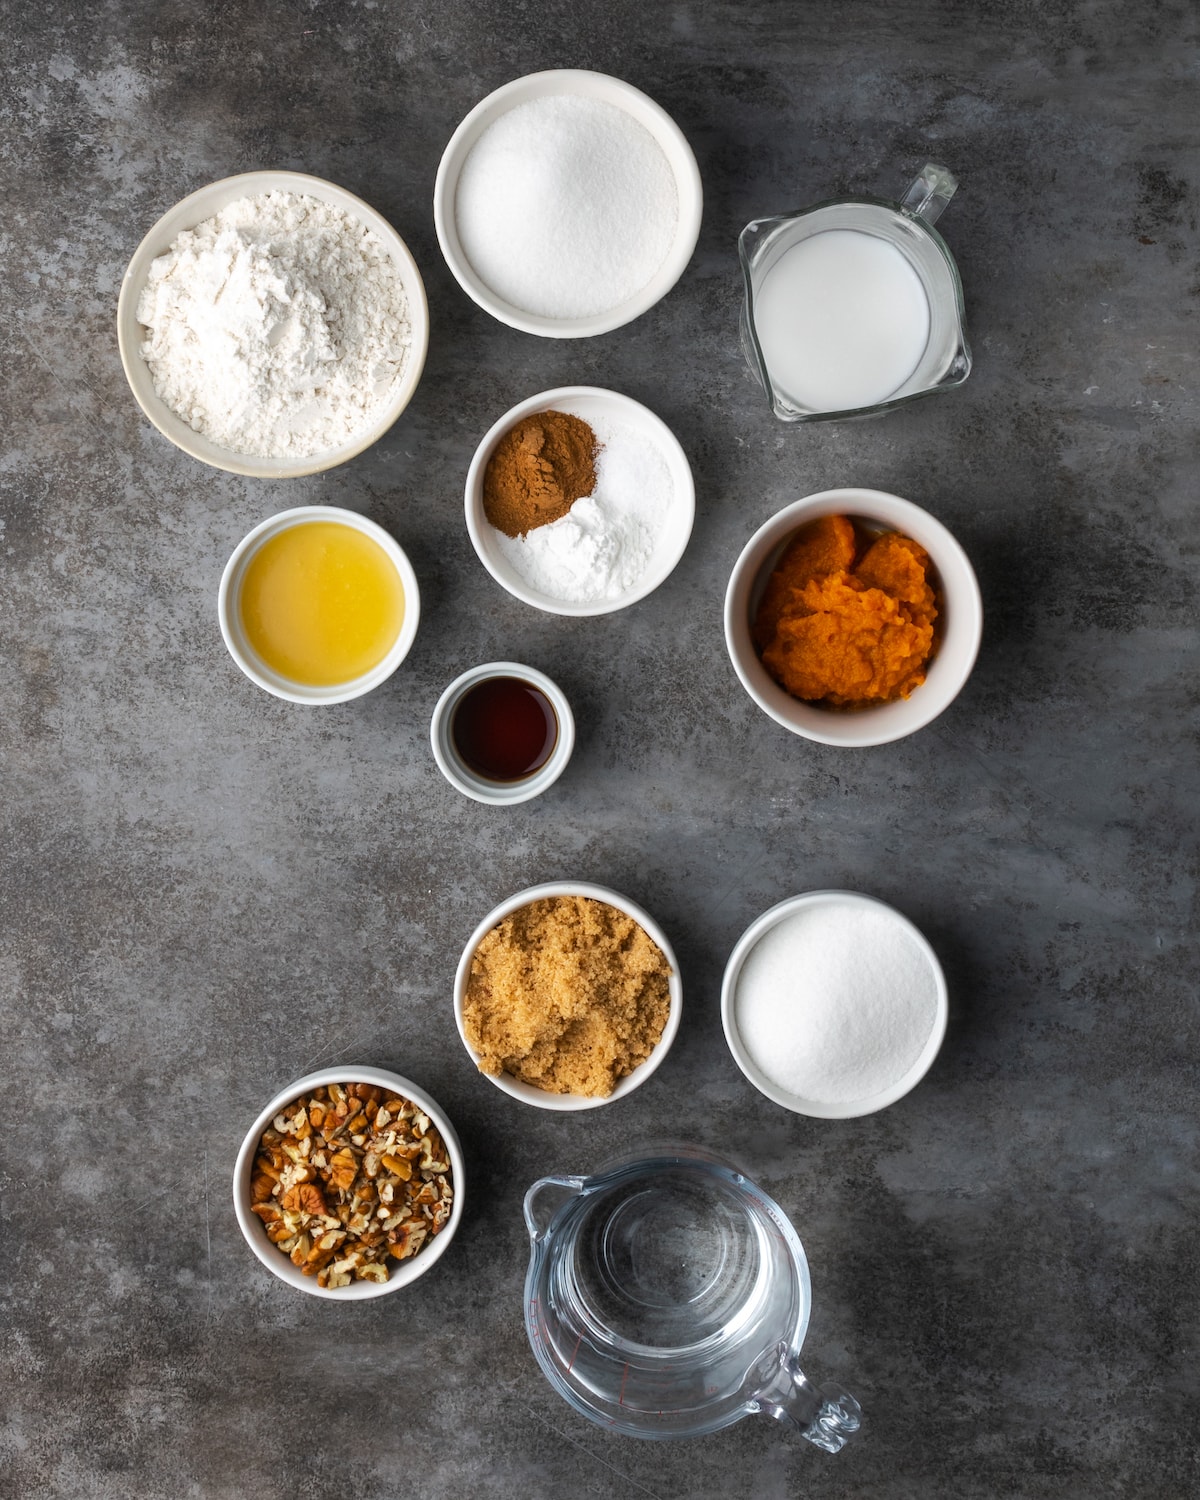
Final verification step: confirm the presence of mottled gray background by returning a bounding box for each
[2,1,1197,1496]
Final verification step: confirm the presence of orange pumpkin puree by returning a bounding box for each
[754,515,938,706]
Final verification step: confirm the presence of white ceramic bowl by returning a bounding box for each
[724,488,982,746]
[721,890,948,1119]
[465,386,695,616]
[233,1066,465,1299]
[117,170,430,477]
[434,69,702,337]
[430,662,575,805]
[453,881,683,1111]
[218,505,421,705]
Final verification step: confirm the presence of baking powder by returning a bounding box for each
[493,414,674,603]
[454,95,679,320]
[137,191,412,459]
[734,902,938,1105]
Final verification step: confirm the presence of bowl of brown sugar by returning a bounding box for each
[724,488,982,747]
[453,882,683,1110]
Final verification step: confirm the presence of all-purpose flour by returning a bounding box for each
[137,191,411,458]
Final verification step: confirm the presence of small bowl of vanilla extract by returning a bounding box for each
[430,662,575,805]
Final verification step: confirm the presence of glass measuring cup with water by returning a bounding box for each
[523,1146,861,1446]
[740,161,971,421]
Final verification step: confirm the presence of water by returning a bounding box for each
[528,1159,807,1432]
[752,228,931,413]
[566,1171,770,1350]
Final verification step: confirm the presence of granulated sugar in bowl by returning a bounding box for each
[721,890,948,1118]
[435,71,702,337]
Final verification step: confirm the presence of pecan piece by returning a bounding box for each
[328,1147,358,1192]
[250,1173,275,1204]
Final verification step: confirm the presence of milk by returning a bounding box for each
[752,229,931,413]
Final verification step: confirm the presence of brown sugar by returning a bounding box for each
[461,895,672,1097]
[482,410,599,537]
[753,516,939,706]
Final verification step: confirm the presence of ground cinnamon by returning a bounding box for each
[482,410,599,537]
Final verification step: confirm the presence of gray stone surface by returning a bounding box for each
[2,1,1197,1496]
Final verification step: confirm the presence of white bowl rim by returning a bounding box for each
[453,880,683,1111]
[464,384,696,617]
[720,889,949,1119]
[723,487,983,746]
[117,169,430,478]
[433,68,703,338]
[232,1064,466,1299]
[429,661,576,805]
[217,504,421,705]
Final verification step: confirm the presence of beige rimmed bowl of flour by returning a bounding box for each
[464,386,695,616]
[117,171,429,478]
[721,890,948,1119]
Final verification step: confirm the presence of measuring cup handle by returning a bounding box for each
[523,1175,586,1242]
[900,161,958,226]
[761,1356,862,1452]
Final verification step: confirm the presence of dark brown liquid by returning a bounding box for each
[451,676,558,783]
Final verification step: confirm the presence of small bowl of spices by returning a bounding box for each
[454,882,682,1111]
[465,386,695,616]
[724,488,982,746]
[434,69,702,337]
[430,662,575,805]
[721,891,948,1118]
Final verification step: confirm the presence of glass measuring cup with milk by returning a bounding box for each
[740,162,971,421]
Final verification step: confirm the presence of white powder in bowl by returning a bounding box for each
[492,413,674,603]
[454,95,679,320]
[136,191,412,459]
[734,902,939,1106]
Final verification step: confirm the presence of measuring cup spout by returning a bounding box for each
[756,1344,862,1452]
[523,1175,585,1243]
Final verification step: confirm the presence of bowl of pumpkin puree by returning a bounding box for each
[724,488,982,746]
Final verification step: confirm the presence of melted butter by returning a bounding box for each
[239,520,404,687]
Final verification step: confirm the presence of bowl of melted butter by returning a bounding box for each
[218,505,420,703]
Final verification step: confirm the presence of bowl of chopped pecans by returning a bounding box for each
[233,1067,464,1299]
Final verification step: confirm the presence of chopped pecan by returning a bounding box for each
[250,1082,453,1286]
[250,1173,275,1203]
[328,1148,358,1192]
[388,1221,428,1259]
[281,1182,328,1217]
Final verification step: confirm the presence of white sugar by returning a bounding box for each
[454,94,679,320]
[734,903,939,1105]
